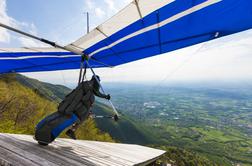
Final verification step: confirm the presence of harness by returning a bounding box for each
[75,56,119,121]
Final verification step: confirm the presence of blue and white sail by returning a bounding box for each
[0,0,252,73]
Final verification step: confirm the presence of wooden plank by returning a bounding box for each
[1,134,96,166]
[0,139,57,166]
[0,133,166,166]
[0,146,38,166]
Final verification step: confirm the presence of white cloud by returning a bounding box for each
[0,0,44,47]
[18,36,45,47]
[16,22,46,47]
[0,25,9,42]
[95,7,105,18]
[85,0,95,10]
[15,22,45,47]
[0,0,16,43]
[124,0,132,4]
[20,22,38,35]
[104,0,116,12]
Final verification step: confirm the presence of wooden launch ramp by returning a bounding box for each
[0,133,165,166]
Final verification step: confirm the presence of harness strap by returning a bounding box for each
[78,61,84,85]
[78,55,87,85]
[82,63,87,82]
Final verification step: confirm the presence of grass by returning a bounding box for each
[194,128,243,143]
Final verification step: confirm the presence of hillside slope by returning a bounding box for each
[15,74,71,102]
[0,74,113,142]
[93,103,157,145]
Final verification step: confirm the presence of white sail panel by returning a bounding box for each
[138,0,175,17]
[71,29,106,50]
[97,3,139,37]
[69,0,174,50]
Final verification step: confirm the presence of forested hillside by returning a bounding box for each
[93,103,156,145]
[0,74,113,142]
[15,74,71,103]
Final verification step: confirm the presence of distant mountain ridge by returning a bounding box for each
[15,74,71,102]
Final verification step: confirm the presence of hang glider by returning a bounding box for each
[0,0,252,74]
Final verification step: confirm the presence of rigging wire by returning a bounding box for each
[152,32,222,88]
[54,17,83,41]
[154,42,208,88]
[81,63,87,82]
[134,43,209,121]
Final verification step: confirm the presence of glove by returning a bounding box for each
[114,114,119,121]
[106,94,111,100]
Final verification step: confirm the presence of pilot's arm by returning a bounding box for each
[93,87,110,100]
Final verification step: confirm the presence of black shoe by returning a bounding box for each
[66,129,77,140]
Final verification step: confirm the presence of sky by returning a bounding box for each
[0,0,252,87]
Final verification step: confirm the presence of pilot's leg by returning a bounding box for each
[65,108,90,140]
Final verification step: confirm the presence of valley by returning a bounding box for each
[102,83,252,165]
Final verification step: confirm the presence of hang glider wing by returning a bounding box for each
[0,47,80,73]
[1,0,252,73]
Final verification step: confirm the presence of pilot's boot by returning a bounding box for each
[65,129,77,140]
